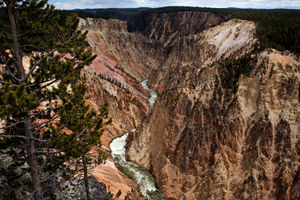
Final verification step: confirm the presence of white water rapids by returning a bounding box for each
[141,80,157,108]
[110,80,167,200]
[110,130,167,200]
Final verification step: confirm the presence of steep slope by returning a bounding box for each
[148,19,256,92]
[80,17,165,81]
[79,13,299,200]
[79,17,165,146]
[78,14,230,199]
[78,17,165,199]
[126,19,300,200]
[128,11,228,47]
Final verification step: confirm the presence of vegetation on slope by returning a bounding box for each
[58,8,151,21]
[81,8,151,21]
[131,7,300,54]
[0,1,110,199]
[54,7,300,54]
[228,9,300,54]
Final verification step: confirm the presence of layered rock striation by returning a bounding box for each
[79,17,165,199]
[126,18,300,200]
[80,17,165,146]
[128,11,229,47]
[80,13,299,200]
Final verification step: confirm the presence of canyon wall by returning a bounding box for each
[79,17,164,199]
[80,12,299,200]
[79,17,165,147]
[79,12,227,146]
[126,18,300,200]
[128,11,229,46]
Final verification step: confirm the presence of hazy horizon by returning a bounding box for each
[49,0,300,10]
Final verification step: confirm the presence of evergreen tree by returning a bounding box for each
[50,84,111,200]
[0,0,108,199]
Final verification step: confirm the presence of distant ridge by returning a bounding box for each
[79,8,151,21]
[58,6,300,54]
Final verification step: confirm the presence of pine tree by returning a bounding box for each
[50,84,111,200]
[0,1,108,199]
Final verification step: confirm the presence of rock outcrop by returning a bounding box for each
[79,13,299,200]
[80,17,165,147]
[79,18,128,32]
[79,17,164,199]
[126,18,300,200]
[128,11,228,47]
[56,176,108,200]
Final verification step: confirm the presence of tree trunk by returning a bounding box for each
[7,3,25,79]
[7,3,43,200]
[82,155,91,200]
[25,117,44,200]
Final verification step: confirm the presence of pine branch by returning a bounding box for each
[32,138,48,143]
[6,65,22,82]
[39,155,48,172]
[22,33,76,82]
[8,120,25,127]
[0,21,10,28]
[0,79,20,87]
[32,97,76,134]
[55,124,68,133]
[21,44,46,52]
[26,83,38,88]
[28,189,37,200]
[34,150,63,155]
[30,115,59,130]
[39,95,55,103]
[17,31,31,38]
[22,47,58,82]
[0,79,40,88]
[30,107,53,117]
[74,127,87,140]
[0,134,27,139]
[0,120,25,130]
[32,124,47,134]
[35,78,60,92]
[0,134,48,143]
[25,79,54,88]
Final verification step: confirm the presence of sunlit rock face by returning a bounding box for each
[78,17,165,199]
[128,11,229,47]
[79,17,166,148]
[126,18,300,200]
[79,13,229,148]
[80,13,299,200]
[147,19,257,92]
[79,17,128,32]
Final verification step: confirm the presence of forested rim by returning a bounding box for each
[131,7,300,54]
[57,10,112,21]
[57,6,300,55]
[3,6,298,54]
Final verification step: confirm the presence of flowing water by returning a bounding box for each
[110,130,168,200]
[141,80,157,108]
[110,80,168,200]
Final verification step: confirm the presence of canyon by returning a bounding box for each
[79,11,299,200]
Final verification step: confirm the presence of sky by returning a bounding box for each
[48,0,300,10]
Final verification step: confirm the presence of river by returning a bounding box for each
[109,80,168,200]
[140,80,157,108]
